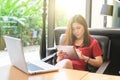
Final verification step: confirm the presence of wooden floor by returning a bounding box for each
[0,45,40,67]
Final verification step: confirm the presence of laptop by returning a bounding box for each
[4,36,58,74]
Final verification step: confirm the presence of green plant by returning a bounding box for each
[19,16,42,46]
[0,0,43,16]
[0,0,43,49]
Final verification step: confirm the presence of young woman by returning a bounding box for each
[55,14,103,71]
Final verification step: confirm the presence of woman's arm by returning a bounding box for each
[75,49,103,67]
[86,38,103,67]
[85,56,103,67]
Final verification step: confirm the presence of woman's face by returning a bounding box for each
[72,22,85,40]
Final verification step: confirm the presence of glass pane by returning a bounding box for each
[55,0,86,27]
[91,0,113,28]
[0,0,42,58]
[91,0,104,28]
[107,0,113,28]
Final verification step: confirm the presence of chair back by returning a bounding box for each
[57,34,110,61]
[91,35,110,61]
[56,33,111,72]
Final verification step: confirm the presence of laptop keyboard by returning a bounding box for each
[27,62,44,71]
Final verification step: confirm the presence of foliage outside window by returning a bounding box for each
[0,0,43,50]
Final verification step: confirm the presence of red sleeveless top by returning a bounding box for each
[71,36,102,70]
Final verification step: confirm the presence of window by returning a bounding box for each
[91,0,113,28]
[55,0,86,27]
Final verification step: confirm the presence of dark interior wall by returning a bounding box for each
[108,36,120,75]
[109,35,120,63]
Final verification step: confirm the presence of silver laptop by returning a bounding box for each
[4,36,58,74]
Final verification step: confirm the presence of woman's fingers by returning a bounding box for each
[57,50,66,57]
[75,49,81,55]
[75,48,82,59]
[57,50,68,59]
[57,50,63,56]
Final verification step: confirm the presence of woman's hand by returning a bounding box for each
[75,49,103,67]
[75,49,89,61]
[56,50,68,62]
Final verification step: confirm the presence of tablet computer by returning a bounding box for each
[56,45,79,60]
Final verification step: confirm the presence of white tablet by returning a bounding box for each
[56,45,79,60]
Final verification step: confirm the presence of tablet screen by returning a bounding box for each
[56,45,79,60]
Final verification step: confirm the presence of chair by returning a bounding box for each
[42,31,111,74]
[86,35,111,73]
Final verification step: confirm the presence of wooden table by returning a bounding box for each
[82,72,120,80]
[1,65,120,80]
[0,65,88,80]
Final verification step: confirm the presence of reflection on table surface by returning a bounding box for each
[0,65,88,80]
[82,72,120,80]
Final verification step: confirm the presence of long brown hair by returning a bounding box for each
[60,14,91,47]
